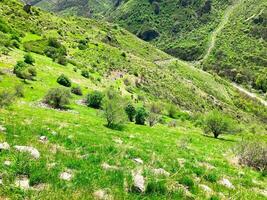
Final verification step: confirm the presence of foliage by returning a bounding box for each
[135,107,149,125]
[0,90,15,107]
[57,74,71,87]
[24,53,35,65]
[81,70,90,78]
[13,61,37,81]
[125,103,136,122]
[14,84,24,98]
[71,86,83,96]
[86,91,103,109]
[204,110,233,138]
[43,87,71,109]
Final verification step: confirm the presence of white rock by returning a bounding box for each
[0,178,2,185]
[60,171,73,181]
[113,138,123,144]
[14,146,40,159]
[39,136,48,143]
[4,160,11,166]
[93,189,112,200]
[0,142,10,150]
[51,131,57,136]
[101,163,119,171]
[15,176,30,190]
[200,184,213,193]
[219,178,235,189]
[133,158,143,164]
[259,190,267,197]
[132,170,145,193]
[152,168,170,177]
[0,125,6,132]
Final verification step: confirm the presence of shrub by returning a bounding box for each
[135,107,149,125]
[57,74,71,87]
[81,70,90,78]
[150,102,162,114]
[204,110,233,138]
[148,113,159,127]
[14,85,24,98]
[48,37,61,48]
[168,104,177,118]
[103,89,127,129]
[43,87,71,109]
[57,56,68,66]
[0,90,15,107]
[13,61,36,81]
[71,86,83,96]
[125,103,136,122]
[86,91,103,109]
[235,140,267,172]
[24,53,35,65]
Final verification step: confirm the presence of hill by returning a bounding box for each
[0,0,267,199]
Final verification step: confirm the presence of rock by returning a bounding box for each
[0,142,10,150]
[101,163,119,171]
[133,158,143,164]
[132,170,145,193]
[3,160,11,166]
[51,131,57,136]
[259,190,267,197]
[93,189,112,200]
[0,125,6,132]
[59,171,73,181]
[177,158,186,167]
[151,168,170,177]
[113,138,123,144]
[14,146,40,159]
[15,176,30,190]
[199,184,213,194]
[39,136,48,143]
[219,178,235,189]
[0,178,2,185]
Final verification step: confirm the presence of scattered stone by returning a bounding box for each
[198,162,215,170]
[133,158,143,164]
[14,146,40,159]
[132,170,145,193]
[259,190,267,197]
[3,160,11,166]
[93,189,112,200]
[113,138,123,144]
[32,183,48,191]
[101,163,119,171]
[39,136,48,143]
[79,154,89,159]
[199,184,213,194]
[51,131,57,136]
[0,125,6,132]
[219,178,235,189]
[151,168,170,177]
[177,158,186,167]
[15,176,30,190]
[59,170,73,181]
[0,142,10,150]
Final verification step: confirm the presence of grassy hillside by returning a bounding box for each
[203,0,267,94]
[0,0,267,199]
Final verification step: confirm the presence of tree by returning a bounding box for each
[103,89,127,129]
[13,61,37,81]
[43,87,71,109]
[24,53,35,65]
[86,91,103,109]
[135,107,149,125]
[204,110,233,138]
[125,103,136,122]
[57,74,71,87]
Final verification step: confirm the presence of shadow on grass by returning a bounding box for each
[202,134,236,142]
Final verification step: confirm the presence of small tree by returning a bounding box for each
[168,104,177,118]
[204,110,233,138]
[71,86,83,96]
[86,91,103,109]
[24,53,35,65]
[125,103,136,122]
[57,74,71,87]
[148,113,159,127]
[103,89,127,129]
[135,107,149,125]
[0,90,15,108]
[43,87,71,109]
[14,85,24,98]
[13,61,37,81]
[81,70,90,78]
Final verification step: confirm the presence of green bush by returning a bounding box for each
[71,86,83,96]
[14,85,24,98]
[204,110,233,138]
[103,89,127,129]
[135,107,149,125]
[167,104,177,118]
[125,103,136,122]
[86,91,103,109]
[0,90,15,108]
[24,53,35,65]
[81,70,90,78]
[57,56,68,66]
[57,74,71,87]
[43,87,71,109]
[13,61,37,81]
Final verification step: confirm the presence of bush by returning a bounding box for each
[0,90,15,107]
[24,53,35,65]
[168,104,177,118]
[103,89,127,129]
[150,102,162,114]
[135,107,149,125]
[48,37,61,48]
[235,140,267,172]
[57,74,71,87]
[86,91,103,109]
[14,85,24,98]
[125,103,136,122]
[43,87,71,109]
[57,56,68,66]
[204,110,233,138]
[71,86,83,96]
[81,70,90,78]
[13,61,37,81]
[148,113,160,127]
